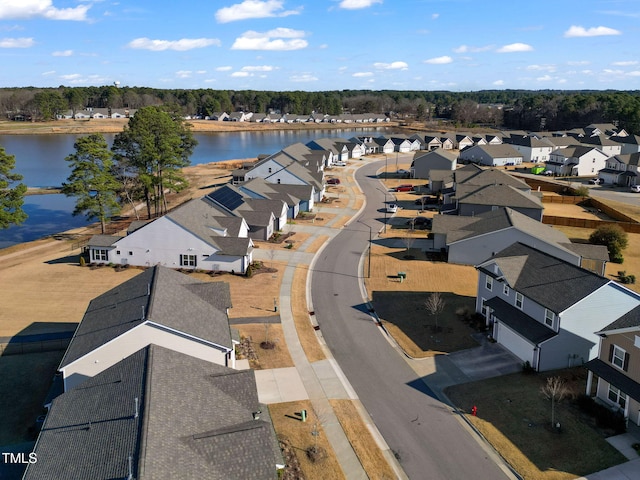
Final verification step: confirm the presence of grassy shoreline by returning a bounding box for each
[0,118,403,136]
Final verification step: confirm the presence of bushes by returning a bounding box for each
[617,271,636,284]
[589,224,628,264]
[575,394,627,434]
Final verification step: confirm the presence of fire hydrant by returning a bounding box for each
[471,405,477,416]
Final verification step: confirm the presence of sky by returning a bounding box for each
[1,0,640,92]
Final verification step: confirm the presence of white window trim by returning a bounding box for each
[485,275,493,291]
[608,384,627,409]
[515,292,524,310]
[612,345,626,370]
[503,284,509,296]
[180,254,197,267]
[544,309,555,328]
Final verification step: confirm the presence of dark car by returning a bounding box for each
[406,216,432,229]
[414,196,438,205]
[326,178,341,185]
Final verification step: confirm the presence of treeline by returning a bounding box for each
[2,86,640,133]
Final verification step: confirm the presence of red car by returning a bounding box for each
[395,184,414,192]
[326,178,341,185]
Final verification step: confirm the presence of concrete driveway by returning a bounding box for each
[447,333,523,382]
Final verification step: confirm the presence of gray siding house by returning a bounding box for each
[411,148,457,179]
[476,243,640,371]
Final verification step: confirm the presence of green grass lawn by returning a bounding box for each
[0,350,64,445]
[445,368,628,480]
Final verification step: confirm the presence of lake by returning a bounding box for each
[0,127,390,247]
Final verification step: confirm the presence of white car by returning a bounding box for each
[386,204,398,213]
[631,185,640,193]
[333,161,347,167]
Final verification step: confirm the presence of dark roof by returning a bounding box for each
[455,183,543,210]
[59,266,233,368]
[600,304,640,332]
[485,297,557,344]
[87,234,123,247]
[585,358,640,402]
[480,242,609,313]
[26,345,281,480]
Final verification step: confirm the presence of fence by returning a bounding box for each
[541,195,585,205]
[542,216,640,233]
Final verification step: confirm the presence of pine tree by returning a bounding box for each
[0,146,27,229]
[62,134,121,233]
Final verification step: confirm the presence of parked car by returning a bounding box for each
[386,203,398,213]
[333,161,347,167]
[414,196,438,205]
[397,169,410,176]
[589,178,603,185]
[406,216,432,229]
[326,178,341,185]
[543,170,554,176]
[395,184,414,192]
[631,185,640,193]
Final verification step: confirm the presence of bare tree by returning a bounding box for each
[425,292,446,338]
[541,376,570,428]
[403,234,416,251]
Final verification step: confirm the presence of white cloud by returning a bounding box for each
[216,66,233,71]
[215,0,302,23]
[241,65,276,72]
[231,71,250,77]
[373,61,408,70]
[52,49,73,57]
[0,37,34,48]
[536,75,553,82]
[493,80,505,86]
[431,13,439,20]
[176,70,192,78]
[60,73,82,80]
[290,73,318,82]
[453,44,493,54]
[42,70,56,76]
[127,37,221,51]
[232,28,307,50]
[526,64,556,72]
[627,71,640,77]
[353,72,373,77]
[0,0,90,21]
[612,60,638,66]
[564,25,621,37]
[567,60,590,66]
[424,56,452,65]
[497,43,533,53]
[338,0,382,9]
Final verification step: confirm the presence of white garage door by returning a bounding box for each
[496,322,535,365]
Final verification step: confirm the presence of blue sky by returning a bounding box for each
[1,0,640,91]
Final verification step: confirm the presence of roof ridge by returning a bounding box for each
[145,266,159,321]
[137,345,153,478]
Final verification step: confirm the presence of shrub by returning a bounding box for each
[575,394,627,434]
[79,256,86,267]
[589,224,628,264]
[246,265,253,278]
[522,361,535,375]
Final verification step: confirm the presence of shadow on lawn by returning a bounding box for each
[371,291,480,354]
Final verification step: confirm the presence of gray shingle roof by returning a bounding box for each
[60,266,233,368]
[480,242,609,313]
[87,234,123,247]
[599,304,640,332]
[455,184,543,210]
[485,297,557,344]
[26,345,281,480]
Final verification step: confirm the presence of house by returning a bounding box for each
[244,150,325,202]
[546,145,609,177]
[307,138,349,162]
[613,134,640,154]
[210,111,229,121]
[240,177,315,216]
[585,123,628,137]
[228,111,253,122]
[87,197,254,273]
[25,345,283,479]
[57,266,235,391]
[458,144,524,167]
[422,134,442,151]
[503,135,554,163]
[427,169,455,195]
[598,153,640,186]
[205,185,288,240]
[453,134,474,150]
[580,135,623,157]
[373,136,396,154]
[439,136,455,150]
[453,183,544,221]
[585,308,640,426]
[432,206,609,274]
[476,243,640,371]
[411,148,457,179]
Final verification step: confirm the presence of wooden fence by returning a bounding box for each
[541,195,585,205]
[542,216,640,233]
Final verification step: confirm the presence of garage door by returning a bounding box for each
[496,322,535,366]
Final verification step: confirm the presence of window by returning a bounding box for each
[485,276,493,291]
[268,167,272,173]
[91,249,108,261]
[635,336,640,349]
[544,309,555,328]
[503,284,509,296]
[515,292,524,310]
[180,254,197,267]
[608,384,627,409]
[129,251,133,256]
[611,345,627,370]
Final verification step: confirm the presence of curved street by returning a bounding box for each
[310,159,510,480]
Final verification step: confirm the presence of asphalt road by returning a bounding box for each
[310,159,509,480]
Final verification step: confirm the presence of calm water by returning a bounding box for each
[0,127,389,247]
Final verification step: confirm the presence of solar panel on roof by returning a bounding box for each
[206,186,245,211]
